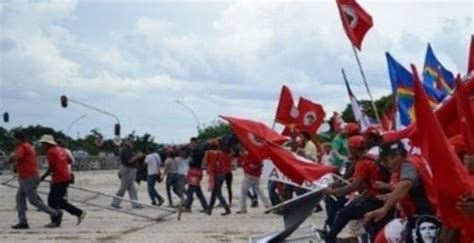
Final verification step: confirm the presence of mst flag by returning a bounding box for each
[455,75,474,154]
[412,65,474,235]
[275,85,298,126]
[336,0,373,50]
[221,116,288,161]
[469,35,474,75]
[266,142,336,185]
[295,97,325,134]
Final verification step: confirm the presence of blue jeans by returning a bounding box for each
[267,181,281,206]
[147,175,163,204]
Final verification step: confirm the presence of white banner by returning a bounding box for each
[262,159,334,190]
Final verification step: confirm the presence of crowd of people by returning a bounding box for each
[4,122,474,243]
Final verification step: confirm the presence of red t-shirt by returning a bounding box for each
[46,146,71,183]
[205,150,224,175]
[219,151,233,174]
[352,156,383,197]
[240,154,263,177]
[15,142,39,179]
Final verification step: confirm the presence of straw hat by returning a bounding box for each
[38,134,57,145]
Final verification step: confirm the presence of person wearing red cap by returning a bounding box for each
[322,135,391,243]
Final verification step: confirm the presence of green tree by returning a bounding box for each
[197,120,232,141]
[341,94,394,123]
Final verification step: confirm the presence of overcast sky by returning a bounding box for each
[0,0,472,144]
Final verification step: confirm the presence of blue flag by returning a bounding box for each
[386,52,445,126]
[422,43,455,95]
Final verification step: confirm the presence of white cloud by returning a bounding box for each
[1,0,472,143]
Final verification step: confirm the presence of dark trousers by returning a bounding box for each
[326,197,388,243]
[224,172,233,205]
[147,175,163,204]
[324,195,347,230]
[267,181,281,206]
[48,182,83,219]
[208,174,230,212]
[166,173,183,205]
[247,188,257,201]
[184,184,208,210]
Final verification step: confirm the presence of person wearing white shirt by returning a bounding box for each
[144,147,164,206]
[301,132,318,162]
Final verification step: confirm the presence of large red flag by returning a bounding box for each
[455,75,474,154]
[275,85,298,126]
[468,35,474,75]
[412,64,474,233]
[266,142,336,185]
[295,97,325,134]
[336,0,373,50]
[221,116,288,161]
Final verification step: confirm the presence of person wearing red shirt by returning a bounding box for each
[322,135,392,243]
[235,148,271,214]
[365,141,441,243]
[39,134,86,227]
[219,147,234,206]
[7,131,63,229]
[205,146,231,216]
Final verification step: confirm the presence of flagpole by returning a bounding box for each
[350,44,381,124]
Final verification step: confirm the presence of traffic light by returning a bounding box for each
[60,95,68,108]
[114,123,121,136]
[3,112,8,123]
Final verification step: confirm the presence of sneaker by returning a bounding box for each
[110,204,122,209]
[221,209,231,216]
[236,210,247,214]
[52,210,63,227]
[11,223,29,229]
[44,222,59,228]
[77,211,87,225]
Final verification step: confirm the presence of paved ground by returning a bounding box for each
[0,169,352,242]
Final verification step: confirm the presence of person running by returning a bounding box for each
[7,131,63,229]
[205,146,231,216]
[111,138,144,209]
[144,146,164,206]
[236,148,270,214]
[39,134,86,227]
[182,137,209,214]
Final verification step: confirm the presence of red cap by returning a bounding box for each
[348,135,366,149]
[343,123,360,136]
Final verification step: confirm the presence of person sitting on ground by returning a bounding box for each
[365,140,440,243]
[322,135,392,243]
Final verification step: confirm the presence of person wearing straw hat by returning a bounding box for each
[39,134,86,227]
[7,130,63,229]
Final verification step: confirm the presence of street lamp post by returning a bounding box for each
[176,99,200,133]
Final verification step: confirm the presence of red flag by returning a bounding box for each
[266,142,336,185]
[275,85,298,126]
[468,35,474,75]
[221,116,288,161]
[411,64,474,232]
[336,0,373,50]
[295,97,325,134]
[455,75,474,154]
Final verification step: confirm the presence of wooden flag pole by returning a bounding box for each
[351,44,381,124]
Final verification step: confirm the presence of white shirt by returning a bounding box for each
[303,141,318,162]
[145,152,161,176]
[175,156,189,176]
